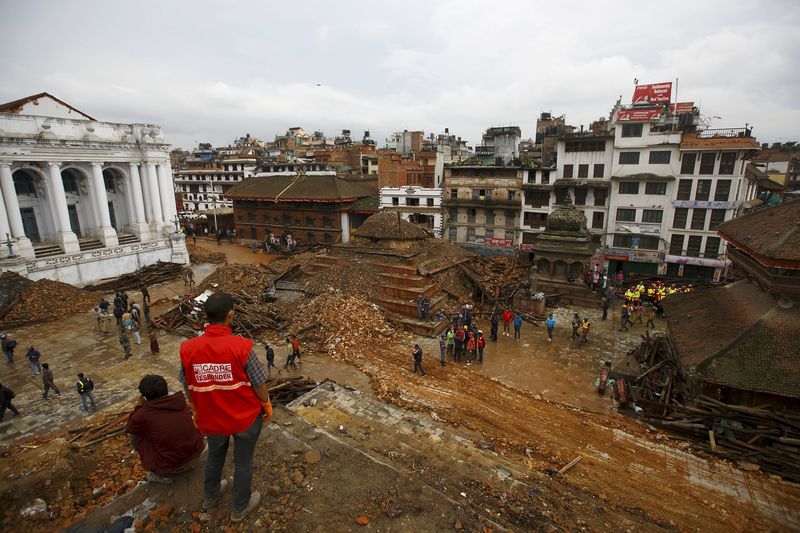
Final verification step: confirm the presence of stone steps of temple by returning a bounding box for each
[32,244,63,258]
[79,239,104,251]
[117,233,139,245]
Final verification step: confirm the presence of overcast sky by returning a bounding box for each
[1,1,798,150]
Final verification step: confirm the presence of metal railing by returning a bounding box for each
[696,128,751,139]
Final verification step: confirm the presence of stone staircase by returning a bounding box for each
[32,243,63,258]
[538,278,604,308]
[117,233,140,245]
[78,238,104,251]
[301,252,451,337]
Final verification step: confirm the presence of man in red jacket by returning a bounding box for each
[126,374,205,483]
[502,309,513,336]
[180,292,272,523]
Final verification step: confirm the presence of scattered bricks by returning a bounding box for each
[356,516,370,526]
[304,450,321,464]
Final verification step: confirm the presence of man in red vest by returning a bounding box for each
[180,292,272,523]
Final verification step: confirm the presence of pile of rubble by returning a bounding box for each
[304,262,382,299]
[186,243,226,264]
[0,271,34,317]
[291,293,396,358]
[197,263,275,294]
[460,256,527,304]
[1,276,98,324]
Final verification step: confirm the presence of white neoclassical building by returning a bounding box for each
[0,93,188,285]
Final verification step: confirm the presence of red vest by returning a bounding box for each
[180,324,261,435]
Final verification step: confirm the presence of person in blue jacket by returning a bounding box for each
[513,314,523,341]
[545,314,556,342]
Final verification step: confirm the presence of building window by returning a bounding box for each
[719,152,736,175]
[392,197,399,206]
[578,164,589,178]
[448,227,457,241]
[250,227,257,239]
[427,198,434,207]
[263,214,271,223]
[307,231,316,243]
[485,209,495,225]
[305,216,315,226]
[574,188,587,205]
[321,216,333,228]
[507,190,516,201]
[248,213,256,223]
[593,164,605,178]
[524,212,548,228]
[705,237,721,259]
[673,208,688,229]
[619,182,639,194]
[699,152,716,174]
[613,234,632,248]
[450,189,458,199]
[592,211,604,229]
[709,209,726,230]
[467,208,476,223]
[485,228,494,238]
[714,180,731,201]
[565,140,606,152]
[677,179,692,200]
[526,190,550,208]
[642,209,663,223]
[563,164,574,178]
[649,151,671,164]
[695,179,712,201]
[406,198,420,206]
[686,235,703,257]
[324,232,333,243]
[639,236,660,250]
[669,234,684,255]
[593,188,607,206]
[619,152,640,165]
[645,182,667,195]
[621,123,643,137]
[616,208,636,222]
[690,209,707,230]
[505,210,516,224]
[541,171,550,184]
[449,208,458,221]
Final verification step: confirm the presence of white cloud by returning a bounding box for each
[0,0,797,149]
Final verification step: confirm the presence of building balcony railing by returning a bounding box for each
[696,128,752,139]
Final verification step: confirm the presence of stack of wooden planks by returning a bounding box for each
[84,261,185,293]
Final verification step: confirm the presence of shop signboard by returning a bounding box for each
[664,254,729,268]
[672,200,734,209]
[632,82,672,104]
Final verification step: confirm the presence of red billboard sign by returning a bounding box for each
[617,108,662,121]
[486,237,512,248]
[632,82,672,104]
[669,101,694,114]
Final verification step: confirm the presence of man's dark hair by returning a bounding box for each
[138,374,168,400]
[42,363,49,369]
[204,292,234,323]
[77,372,84,378]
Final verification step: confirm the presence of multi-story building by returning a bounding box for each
[0,92,187,284]
[442,165,524,250]
[379,186,443,237]
[476,126,521,165]
[664,126,760,279]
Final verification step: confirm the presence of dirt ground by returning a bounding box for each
[1,251,799,532]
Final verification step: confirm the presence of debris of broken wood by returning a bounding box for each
[83,261,184,293]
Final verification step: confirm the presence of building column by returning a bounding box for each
[340,211,350,243]
[128,163,151,239]
[0,164,35,259]
[47,163,80,253]
[90,164,119,247]
[156,162,176,231]
[139,163,154,223]
[146,162,164,232]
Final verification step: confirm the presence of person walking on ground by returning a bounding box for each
[76,372,96,414]
[513,313,522,341]
[477,330,485,364]
[580,317,591,344]
[601,296,610,321]
[26,346,42,377]
[264,343,276,374]
[131,302,141,325]
[615,271,624,288]
[216,228,223,246]
[149,329,160,355]
[633,302,645,326]
[143,300,151,325]
[465,333,476,366]
[290,335,301,365]
[570,313,581,340]
[646,306,656,329]
[98,298,110,314]
[283,337,297,369]
[490,312,499,342]
[0,383,20,421]
[1,334,15,366]
[592,270,600,293]
[140,285,151,304]
[113,304,124,328]
[412,344,426,376]
[416,295,424,320]
[228,227,234,244]
[127,375,206,485]
[42,363,61,399]
[546,314,556,342]
[438,333,447,367]
[179,292,272,522]
[502,309,513,336]
[445,328,454,360]
[619,304,630,332]
[187,268,195,288]
[120,329,132,360]
[121,291,129,312]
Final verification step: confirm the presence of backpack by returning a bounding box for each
[6,339,17,350]
[81,377,94,392]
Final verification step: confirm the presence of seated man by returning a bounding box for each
[126,374,206,483]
